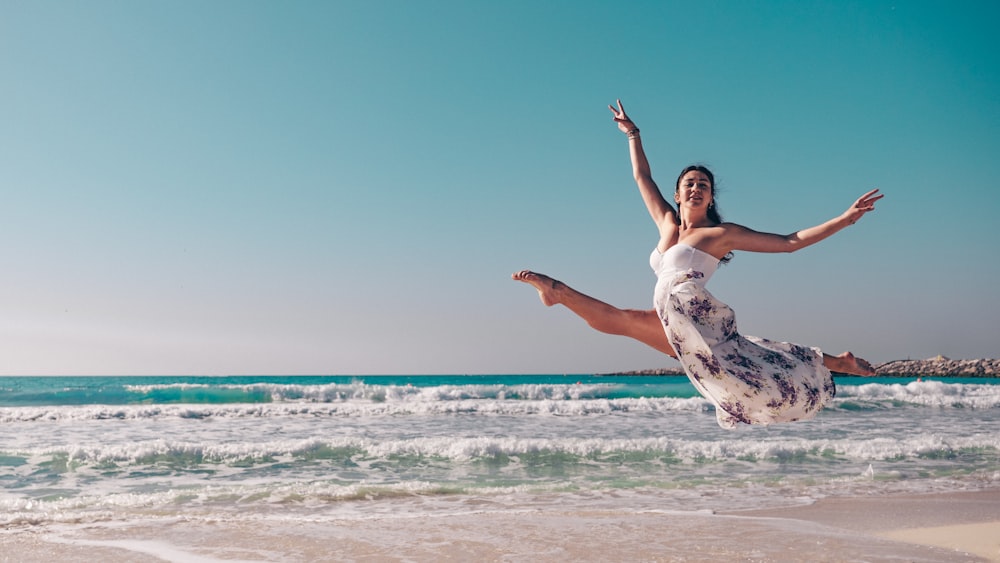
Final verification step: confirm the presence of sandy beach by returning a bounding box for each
[728,488,1000,562]
[2,489,998,562]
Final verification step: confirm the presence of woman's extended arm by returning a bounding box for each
[724,189,884,254]
[609,100,677,230]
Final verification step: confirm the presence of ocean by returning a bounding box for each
[2,374,999,560]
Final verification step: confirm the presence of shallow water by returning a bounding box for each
[1,375,998,527]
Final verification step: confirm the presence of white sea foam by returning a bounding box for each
[4,430,995,469]
[3,381,997,423]
[122,381,623,401]
[0,395,714,422]
[833,380,1000,408]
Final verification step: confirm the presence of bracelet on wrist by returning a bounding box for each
[626,128,640,140]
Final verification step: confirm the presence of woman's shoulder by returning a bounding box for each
[714,222,757,242]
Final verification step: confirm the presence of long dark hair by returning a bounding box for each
[675,164,732,264]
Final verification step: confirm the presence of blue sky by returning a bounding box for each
[1,0,997,375]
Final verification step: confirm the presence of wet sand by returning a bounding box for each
[2,489,998,562]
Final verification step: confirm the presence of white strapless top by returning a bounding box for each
[649,244,720,285]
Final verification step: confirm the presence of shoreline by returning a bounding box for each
[2,489,998,562]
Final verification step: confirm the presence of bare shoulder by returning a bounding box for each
[718,222,764,243]
[675,225,727,256]
[687,223,755,258]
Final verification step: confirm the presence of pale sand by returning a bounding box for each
[727,488,1000,562]
[2,489,998,562]
[882,523,1000,562]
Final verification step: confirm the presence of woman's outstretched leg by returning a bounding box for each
[512,270,676,358]
[823,352,875,376]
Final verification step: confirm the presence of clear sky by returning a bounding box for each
[1,0,997,375]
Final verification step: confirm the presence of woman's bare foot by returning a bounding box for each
[825,351,876,376]
[511,270,563,307]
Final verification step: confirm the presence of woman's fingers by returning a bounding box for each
[856,189,884,209]
[858,188,882,202]
[609,99,628,120]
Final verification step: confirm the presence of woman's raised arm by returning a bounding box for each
[609,100,677,232]
[724,189,884,254]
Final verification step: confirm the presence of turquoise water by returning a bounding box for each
[0,374,706,406]
[1,374,990,407]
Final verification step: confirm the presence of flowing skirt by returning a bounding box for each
[656,274,836,428]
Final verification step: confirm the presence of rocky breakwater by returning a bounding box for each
[874,356,1000,377]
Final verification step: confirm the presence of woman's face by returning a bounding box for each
[675,170,713,209]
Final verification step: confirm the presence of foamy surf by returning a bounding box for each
[2,375,998,530]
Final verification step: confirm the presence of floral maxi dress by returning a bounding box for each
[651,244,836,428]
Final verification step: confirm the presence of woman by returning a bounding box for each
[513,100,883,428]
